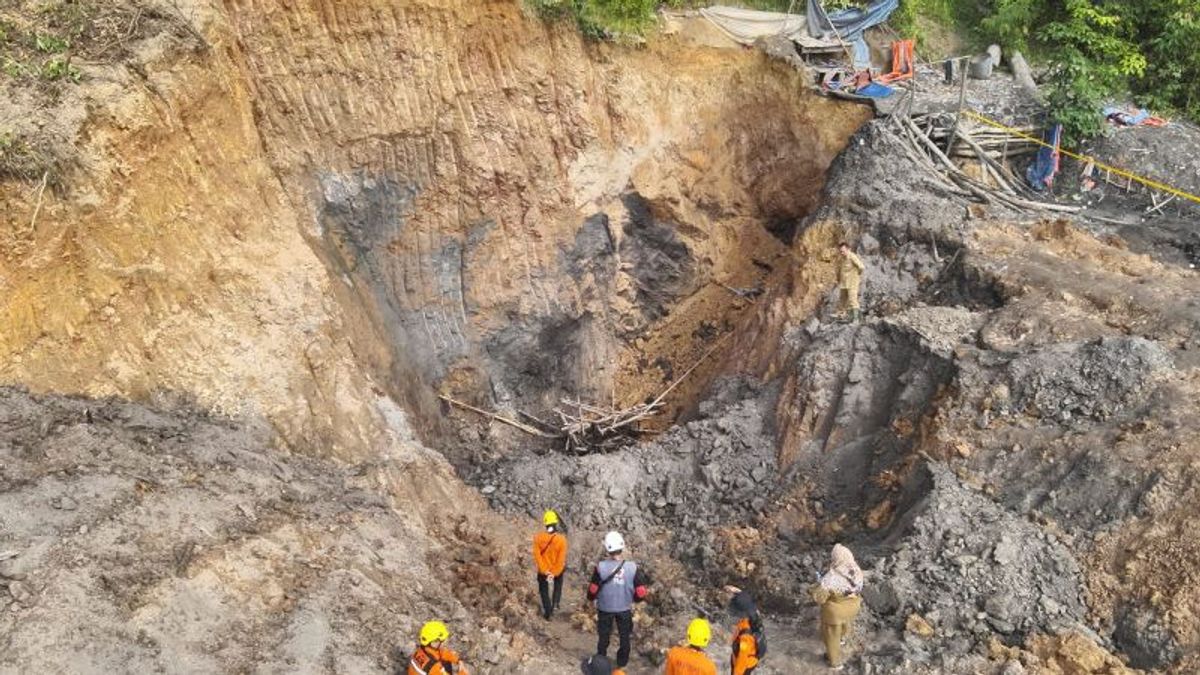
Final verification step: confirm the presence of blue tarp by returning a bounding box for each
[855,82,895,98]
[807,0,901,69]
[1026,123,1063,192]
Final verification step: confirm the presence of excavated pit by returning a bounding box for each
[5,1,1200,673]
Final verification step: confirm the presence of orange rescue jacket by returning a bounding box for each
[730,618,760,675]
[407,645,464,675]
[532,530,567,576]
[664,645,717,675]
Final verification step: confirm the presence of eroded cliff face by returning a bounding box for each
[0,0,403,460]
[221,0,868,434]
[0,0,866,454]
[0,3,867,670]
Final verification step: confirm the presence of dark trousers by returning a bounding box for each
[597,609,634,667]
[537,574,563,618]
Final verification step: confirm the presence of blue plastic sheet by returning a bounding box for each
[807,0,901,69]
[855,82,895,98]
[1026,123,1063,192]
[1103,106,1151,126]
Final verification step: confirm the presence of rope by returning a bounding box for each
[777,0,798,36]
[962,109,1200,207]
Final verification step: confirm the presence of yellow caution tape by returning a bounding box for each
[962,109,1200,207]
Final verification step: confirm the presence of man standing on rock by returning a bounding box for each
[533,509,568,620]
[587,531,650,672]
[835,241,866,322]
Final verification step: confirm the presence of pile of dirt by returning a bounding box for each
[0,387,569,672]
[1078,121,1200,210]
[473,377,775,550]
[992,336,1172,423]
[793,115,1200,673]
[866,464,1090,668]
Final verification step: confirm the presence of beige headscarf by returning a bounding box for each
[821,543,864,594]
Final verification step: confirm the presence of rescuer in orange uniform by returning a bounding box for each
[726,587,767,675]
[407,621,468,675]
[664,618,717,675]
[533,509,569,619]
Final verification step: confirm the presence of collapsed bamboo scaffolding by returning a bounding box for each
[891,112,1081,214]
[553,333,734,453]
[553,398,664,453]
[440,334,734,453]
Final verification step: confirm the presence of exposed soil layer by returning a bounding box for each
[3,1,1200,674]
[221,0,868,437]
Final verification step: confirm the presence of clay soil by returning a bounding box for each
[3,1,1200,674]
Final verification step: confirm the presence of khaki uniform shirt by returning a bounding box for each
[837,252,865,289]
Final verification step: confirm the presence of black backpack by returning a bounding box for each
[747,615,768,659]
[580,653,613,674]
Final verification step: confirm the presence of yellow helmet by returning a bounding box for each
[543,509,560,526]
[686,618,711,648]
[419,620,450,646]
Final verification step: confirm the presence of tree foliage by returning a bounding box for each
[527,0,1198,140]
[526,0,659,37]
[974,0,1197,140]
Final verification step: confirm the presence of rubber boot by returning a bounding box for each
[849,308,860,323]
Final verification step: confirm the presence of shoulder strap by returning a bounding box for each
[834,568,861,592]
[597,561,625,588]
[538,533,557,557]
[414,646,448,674]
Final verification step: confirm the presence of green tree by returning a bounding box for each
[1133,0,1200,122]
[1039,0,1145,140]
[974,0,1196,138]
[978,0,1040,53]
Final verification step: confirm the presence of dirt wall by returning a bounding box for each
[0,0,400,459]
[221,0,868,432]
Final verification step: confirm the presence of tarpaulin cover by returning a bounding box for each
[854,82,895,98]
[1026,123,1063,192]
[1102,105,1167,127]
[807,0,900,69]
[698,6,843,52]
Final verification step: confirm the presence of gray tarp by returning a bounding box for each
[807,0,901,68]
[697,6,843,53]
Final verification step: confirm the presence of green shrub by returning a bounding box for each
[528,0,659,37]
[2,56,29,78]
[1132,0,1199,124]
[41,55,80,82]
[970,0,1198,141]
[34,33,70,53]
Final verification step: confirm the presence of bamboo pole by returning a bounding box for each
[438,395,558,438]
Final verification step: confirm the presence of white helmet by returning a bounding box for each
[604,531,625,553]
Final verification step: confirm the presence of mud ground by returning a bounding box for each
[456,113,1200,674]
[3,1,1200,673]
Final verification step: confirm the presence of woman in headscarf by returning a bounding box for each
[810,543,863,670]
[725,586,767,675]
